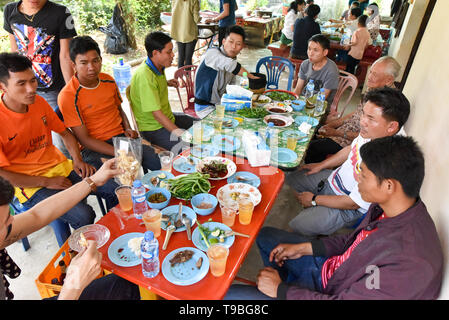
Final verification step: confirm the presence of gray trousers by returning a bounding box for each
[285,169,364,237]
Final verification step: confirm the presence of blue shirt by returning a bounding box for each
[219,0,237,28]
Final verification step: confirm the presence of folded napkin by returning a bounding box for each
[298,123,312,135]
[242,130,271,167]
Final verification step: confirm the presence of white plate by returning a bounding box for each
[196,156,237,180]
[68,224,110,252]
[263,114,294,128]
[216,183,262,207]
[252,95,272,107]
[264,102,293,114]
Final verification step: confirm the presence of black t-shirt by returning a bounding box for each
[3,1,77,92]
[291,16,321,59]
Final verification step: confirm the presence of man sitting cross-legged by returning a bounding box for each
[58,36,162,205]
[286,87,409,237]
[225,135,444,300]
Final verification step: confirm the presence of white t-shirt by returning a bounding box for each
[327,128,407,213]
[282,10,303,40]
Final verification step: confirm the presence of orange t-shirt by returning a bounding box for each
[0,95,73,202]
[58,73,125,142]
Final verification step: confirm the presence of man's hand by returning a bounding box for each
[257,267,282,298]
[167,79,179,88]
[73,159,96,179]
[124,129,139,139]
[45,176,73,190]
[269,243,309,267]
[298,162,323,175]
[297,191,315,208]
[89,158,122,187]
[318,125,340,138]
[59,240,102,299]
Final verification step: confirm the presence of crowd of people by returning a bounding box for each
[0,0,444,301]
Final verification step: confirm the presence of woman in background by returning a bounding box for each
[171,0,200,68]
[280,0,306,50]
[366,3,380,42]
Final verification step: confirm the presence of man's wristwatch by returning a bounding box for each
[84,177,97,193]
[311,194,318,207]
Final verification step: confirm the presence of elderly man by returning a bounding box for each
[304,56,401,163]
[286,87,409,237]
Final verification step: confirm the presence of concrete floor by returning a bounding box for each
[5,46,362,300]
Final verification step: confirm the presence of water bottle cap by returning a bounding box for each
[268,122,274,127]
[144,231,154,241]
[119,57,124,66]
[243,72,247,76]
[133,180,142,188]
[309,79,314,83]
[320,88,325,92]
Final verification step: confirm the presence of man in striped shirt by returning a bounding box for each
[285,87,409,237]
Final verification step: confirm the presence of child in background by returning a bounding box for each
[345,14,372,75]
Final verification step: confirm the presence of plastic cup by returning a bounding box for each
[216,104,225,118]
[238,197,254,225]
[158,151,174,172]
[212,116,223,133]
[115,186,133,212]
[207,244,229,277]
[192,122,203,145]
[220,202,238,227]
[286,133,298,151]
[142,209,162,237]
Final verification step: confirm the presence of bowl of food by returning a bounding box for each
[146,187,171,210]
[191,193,218,216]
[265,102,293,114]
[196,157,237,180]
[263,114,294,128]
[291,99,306,111]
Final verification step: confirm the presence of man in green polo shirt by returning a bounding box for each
[129,31,194,152]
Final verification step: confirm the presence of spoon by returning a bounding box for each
[174,203,184,229]
[182,213,192,240]
[162,225,176,250]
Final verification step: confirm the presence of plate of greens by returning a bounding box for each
[236,107,269,120]
[192,221,235,252]
[166,172,212,200]
[264,89,298,102]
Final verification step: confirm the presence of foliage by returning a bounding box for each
[245,0,269,11]
[129,0,171,31]
[201,0,220,12]
[60,0,114,34]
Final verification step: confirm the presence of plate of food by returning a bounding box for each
[172,156,201,174]
[216,183,262,207]
[227,171,261,188]
[211,134,241,152]
[252,94,272,107]
[192,221,235,252]
[221,117,239,129]
[161,247,209,286]
[264,102,293,114]
[264,89,298,102]
[190,144,220,158]
[68,224,110,252]
[295,115,319,127]
[161,204,197,233]
[196,157,237,180]
[236,107,269,120]
[141,170,175,189]
[107,232,144,267]
[263,114,294,128]
[166,172,212,200]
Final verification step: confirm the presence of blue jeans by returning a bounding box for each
[23,171,97,231]
[224,227,326,300]
[140,114,194,153]
[37,90,70,159]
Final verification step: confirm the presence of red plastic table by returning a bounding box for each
[97,153,285,300]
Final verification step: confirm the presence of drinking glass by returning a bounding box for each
[220,201,238,227]
[142,209,162,237]
[158,151,174,172]
[115,186,133,212]
[192,122,203,145]
[286,132,298,151]
[207,244,229,277]
[215,104,225,118]
[238,196,254,225]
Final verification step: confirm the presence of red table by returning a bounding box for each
[97,153,284,300]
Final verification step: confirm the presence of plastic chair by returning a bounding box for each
[329,70,358,116]
[255,56,294,91]
[10,198,71,249]
[173,65,199,118]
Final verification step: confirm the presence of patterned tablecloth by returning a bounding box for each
[180,97,325,170]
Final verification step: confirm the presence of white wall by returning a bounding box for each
[399,0,449,299]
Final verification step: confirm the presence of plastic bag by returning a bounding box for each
[99,4,128,54]
[113,137,143,186]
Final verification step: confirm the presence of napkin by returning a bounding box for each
[242,130,271,167]
[298,123,312,135]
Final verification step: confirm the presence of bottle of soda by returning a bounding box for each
[141,231,160,278]
[131,180,148,219]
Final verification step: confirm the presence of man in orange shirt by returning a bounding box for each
[58,36,161,176]
[0,53,106,242]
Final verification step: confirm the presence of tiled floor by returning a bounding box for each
[6,46,362,300]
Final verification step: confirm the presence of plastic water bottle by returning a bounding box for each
[131,180,148,219]
[305,79,315,100]
[113,57,132,93]
[314,88,326,116]
[141,231,160,278]
[240,72,249,89]
[266,122,277,147]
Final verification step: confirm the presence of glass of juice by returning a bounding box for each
[207,244,229,277]
[238,196,254,225]
[158,151,174,172]
[192,122,203,145]
[142,209,162,237]
[286,132,298,151]
[215,104,225,118]
[220,201,238,227]
[212,116,223,133]
[115,186,133,212]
